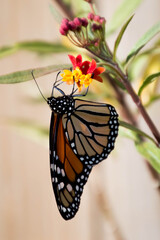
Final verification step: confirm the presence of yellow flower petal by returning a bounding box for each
[61,69,74,84]
[61,68,93,91]
[73,67,82,83]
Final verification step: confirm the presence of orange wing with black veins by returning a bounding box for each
[49,113,92,220]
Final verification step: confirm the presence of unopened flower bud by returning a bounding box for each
[61,18,69,25]
[59,26,68,36]
[73,17,82,27]
[94,39,100,46]
[99,17,106,24]
[68,21,77,31]
[59,18,70,35]
[92,23,102,31]
[87,13,94,20]
[81,17,88,27]
[94,15,101,22]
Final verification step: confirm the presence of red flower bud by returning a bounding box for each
[59,27,68,36]
[99,17,106,24]
[87,13,94,20]
[68,21,77,31]
[92,23,102,31]
[61,23,69,32]
[81,17,88,27]
[94,15,101,22]
[94,40,100,46]
[61,18,69,25]
[59,18,70,35]
[73,17,82,27]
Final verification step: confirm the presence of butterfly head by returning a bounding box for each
[47,95,75,115]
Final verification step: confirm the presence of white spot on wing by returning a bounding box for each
[61,169,65,177]
[57,167,60,174]
[67,184,72,192]
[50,164,54,171]
[60,182,64,189]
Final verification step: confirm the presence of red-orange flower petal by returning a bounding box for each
[80,61,90,74]
[66,55,105,90]
[68,54,82,69]
[92,75,103,82]
[87,59,97,74]
[93,67,105,75]
[76,54,82,68]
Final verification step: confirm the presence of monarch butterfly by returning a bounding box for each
[32,71,119,220]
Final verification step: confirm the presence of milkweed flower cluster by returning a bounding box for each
[59,13,106,49]
[61,54,105,91]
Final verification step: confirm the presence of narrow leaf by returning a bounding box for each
[106,0,143,36]
[138,72,160,96]
[126,21,160,62]
[0,41,72,59]
[136,141,160,173]
[16,41,72,53]
[119,120,156,144]
[113,15,134,60]
[0,64,71,84]
[119,127,139,142]
[0,45,18,58]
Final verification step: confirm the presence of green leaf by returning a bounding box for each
[136,141,160,173]
[0,64,71,84]
[119,120,156,144]
[16,41,72,53]
[0,41,72,59]
[0,46,18,58]
[113,15,134,60]
[126,21,160,62]
[106,0,143,36]
[138,72,160,96]
[119,126,139,142]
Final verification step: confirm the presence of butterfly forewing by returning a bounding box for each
[62,99,119,166]
[49,112,92,220]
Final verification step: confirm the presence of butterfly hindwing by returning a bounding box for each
[62,99,119,166]
[49,112,92,220]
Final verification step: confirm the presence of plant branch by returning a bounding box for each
[53,0,74,19]
[104,73,137,125]
[115,64,160,147]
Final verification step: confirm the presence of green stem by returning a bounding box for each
[89,3,95,14]
[119,120,157,145]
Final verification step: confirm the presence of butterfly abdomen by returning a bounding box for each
[47,95,75,116]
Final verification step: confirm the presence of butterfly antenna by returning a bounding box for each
[73,87,89,97]
[51,71,61,97]
[71,76,76,96]
[31,70,47,102]
[54,86,65,95]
